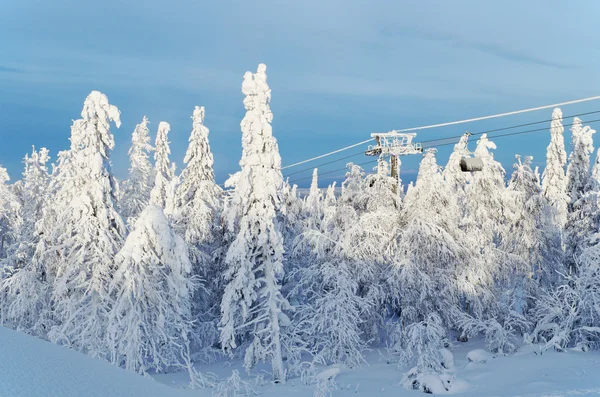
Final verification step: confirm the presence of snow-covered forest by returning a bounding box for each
[2,63,600,395]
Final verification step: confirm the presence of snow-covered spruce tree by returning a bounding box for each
[107,204,195,375]
[2,147,52,334]
[290,166,372,368]
[528,243,600,352]
[304,168,323,226]
[457,136,531,353]
[542,108,568,229]
[460,134,510,310]
[389,149,464,328]
[0,166,21,261]
[504,155,562,292]
[35,91,127,357]
[387,150,472,378]
[443,132,472,213]
[151,121,175,210]
[565,123,596,272]
[565,149,600,265]
[565,118,596,206]
[323,181,337,208]
[281,180,303,249]
[120,116,154,223]
[219,64,290,383]
[171,106,222,354]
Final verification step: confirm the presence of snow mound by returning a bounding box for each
[467,348,493,363]
[0,327,189,397]
[440,348,455,371]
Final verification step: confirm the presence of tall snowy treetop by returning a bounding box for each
[0,167,9,184]
[551,108,564,137]
[130,116,153,155]
[239,63,279,171]
[155,122,172,167]
[73,91,121,155]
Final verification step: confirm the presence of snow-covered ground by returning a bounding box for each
[154,339,600,397]
[0,326,191,397]
[2,324,599,397]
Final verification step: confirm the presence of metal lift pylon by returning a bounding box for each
[365,132,423,193]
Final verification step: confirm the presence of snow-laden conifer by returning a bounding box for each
[0,166,20,260]
[566,118,595,206]
[529,243,600,351]
[443,132,471,201]
[171,106,222,352]
[219,64,289,383]
[2,147,51,334]
[389,149,465,334]
[542,108,568,228]
[107,204,195,375]
[291,178,370,367]
[120,116,154,222]
[151,121,175,209]
[504,155,562,288]
[172,106,221,273]
[565,123,598,271]
[324,182,337,208]
[35,91,126,357]
[304,168,322,225]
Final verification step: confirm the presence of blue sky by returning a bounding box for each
[1,0,600,187]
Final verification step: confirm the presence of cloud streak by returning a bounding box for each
[0,65,24,74]
[382,27,572,70]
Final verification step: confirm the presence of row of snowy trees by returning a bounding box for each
[1,63,600,393]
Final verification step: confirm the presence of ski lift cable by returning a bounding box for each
[420,109,600,145]
[422,117,600,150]
[282,109,600,180]
[284,150,367,178]
[288,118,600,185]
[289,159,380,184]
[280,96,600,171]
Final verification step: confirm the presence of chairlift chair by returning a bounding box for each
[457,132,484,172]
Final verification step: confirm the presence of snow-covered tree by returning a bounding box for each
[172,106,221,275]
[542,108,568,228]
[566,118,595,207]
[291,171,370,368]
[304,169,322,224]
[389,149,465,328]
[529,243,600,352]
[35,91,127,356]
[504,155,562,288]
[120,116,154,223]
[219,64,290,383]
[107,204,195,375]
[323,182,337,209]
[2,147,51,334]
[151,121,175,209]
[565,123,596,272]
[443,132,471,206]
[171,106,222,352]
[0,166,20,260]
[458,134,518,320]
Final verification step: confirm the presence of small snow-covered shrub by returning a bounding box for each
[212,370,256,397]
[466,349,492,363]
[529,246,600,352]
[312,367,340,397]
[457,309,529,354]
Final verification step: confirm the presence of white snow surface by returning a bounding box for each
[153,339,600,397]
[3,328,599,397]
[0,326,190,397]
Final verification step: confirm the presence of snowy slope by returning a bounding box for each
[0,326,192,397]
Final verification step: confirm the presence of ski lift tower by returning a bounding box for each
[365,132,423,190]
